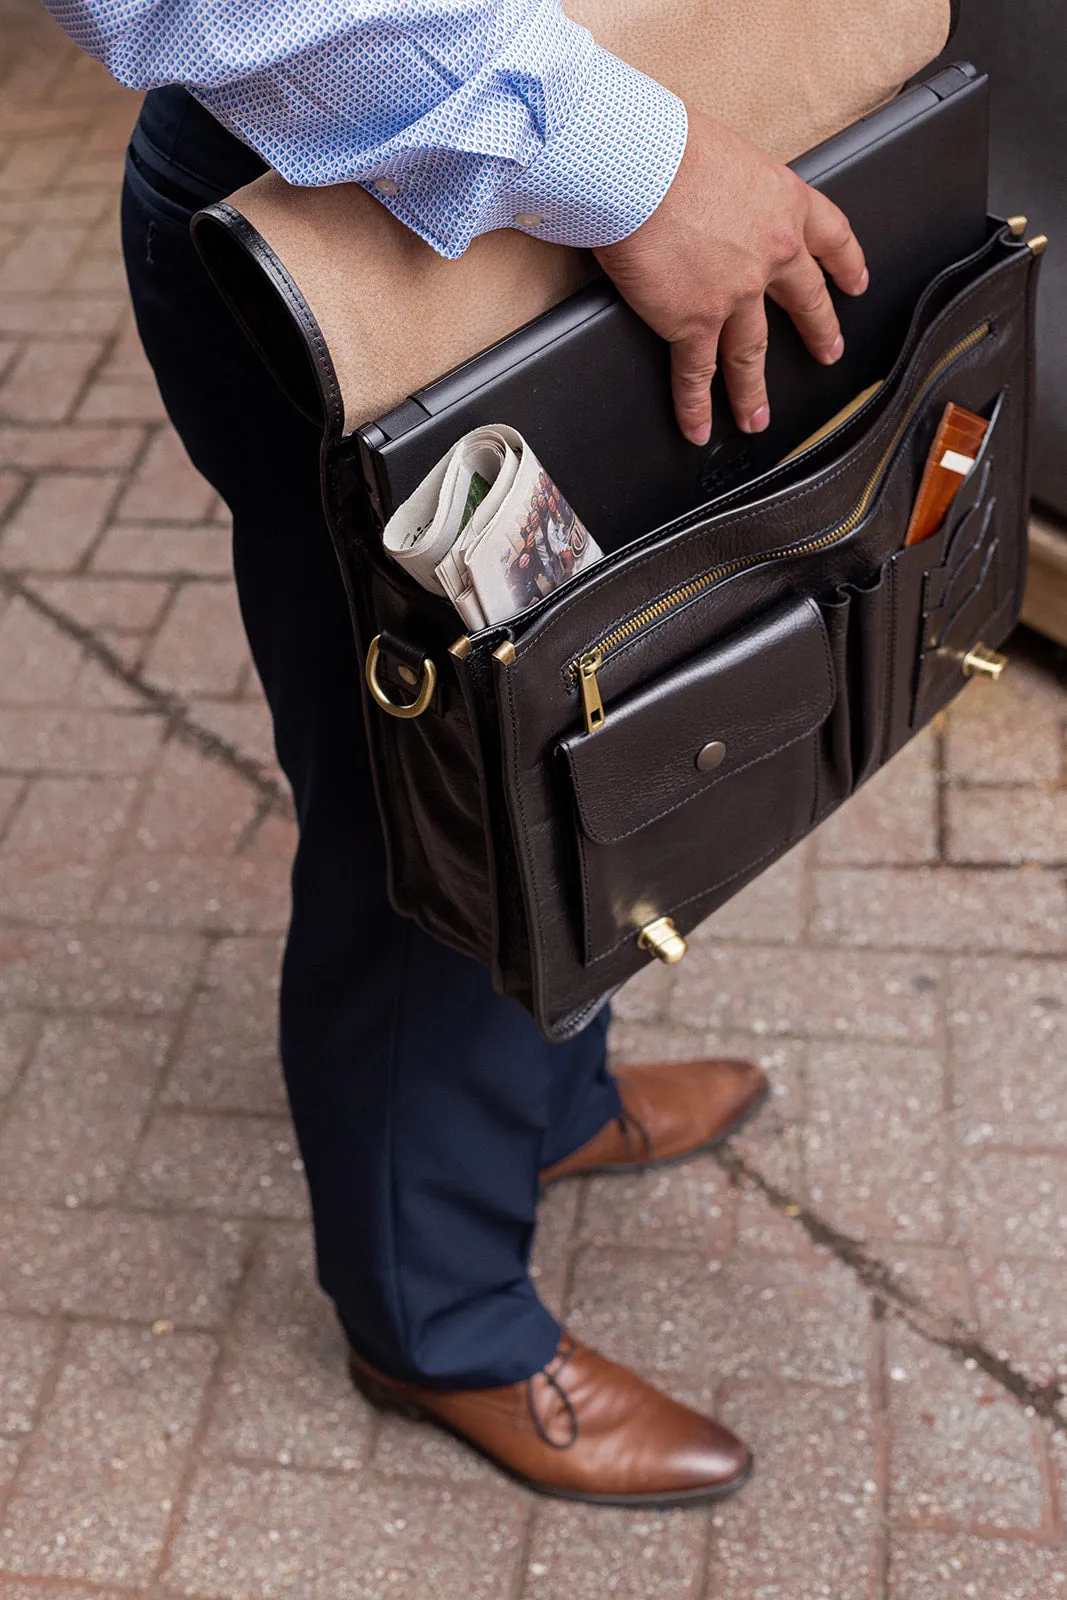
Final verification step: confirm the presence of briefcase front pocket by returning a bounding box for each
[559,596,836,963]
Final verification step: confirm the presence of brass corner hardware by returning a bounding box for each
[1027,235,1049,257]
[637,916,688,965]
[493,641,517,666]
[1007,215,1028,238]
[449,635,473,661]
[962,642,1008,681]
[365,635,437,718]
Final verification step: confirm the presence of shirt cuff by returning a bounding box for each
[365,46,688,260]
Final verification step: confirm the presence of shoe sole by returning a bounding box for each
[348,1357,754,1508]
[540,1077,772,1189]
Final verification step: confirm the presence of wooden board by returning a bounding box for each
[1022,513,1067,648]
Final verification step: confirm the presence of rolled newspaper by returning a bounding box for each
[381,425,603,629]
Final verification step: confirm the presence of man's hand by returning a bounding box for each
[593,109,869,446]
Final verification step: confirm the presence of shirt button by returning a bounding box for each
[374,177,399,196]
[514,212,544,229]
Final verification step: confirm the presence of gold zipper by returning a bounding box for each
[573,320,992,734]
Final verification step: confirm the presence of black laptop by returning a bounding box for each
[356,63,990,551]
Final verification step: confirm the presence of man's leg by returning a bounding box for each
[120,101,621,1389]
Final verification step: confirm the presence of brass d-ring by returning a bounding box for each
[365,635,437,718]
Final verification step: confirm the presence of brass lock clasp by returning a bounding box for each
[637,916,688,965]
[962,642,1008,681]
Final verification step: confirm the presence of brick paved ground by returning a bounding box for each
[1,8,1066,1598]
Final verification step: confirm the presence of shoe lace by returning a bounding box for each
[527,1340,580,1450]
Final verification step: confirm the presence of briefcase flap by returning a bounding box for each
[559,595,835,846]
[192,0,952,437]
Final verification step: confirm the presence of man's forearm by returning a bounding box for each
[43,0,687,260]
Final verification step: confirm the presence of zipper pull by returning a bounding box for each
[578,650,605,734]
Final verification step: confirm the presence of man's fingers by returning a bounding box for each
[805,189,868,296]
[719,297,770,433]
[768,250,844,367]
[670,329,722,447]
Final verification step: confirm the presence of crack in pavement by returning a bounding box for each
[716,1143,1066,1431]
[2,570,293,819]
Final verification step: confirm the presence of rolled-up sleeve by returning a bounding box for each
[44,0,688,259]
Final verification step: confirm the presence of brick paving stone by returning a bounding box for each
[91,521,233,577]
[204,1224,371,1472]
[0,1009,36,1097]
[77,374,168,424]
[812,865,1067,954]
[67,654,148,709]
[0,1582,149,1600]
[181,700,280,787]
[0,464,23,518]
[707,1381,879,1600]
[970,1257,1067,1384]
[947,786,1067,865]
[0,1015,168,1204]
[0,1203,246,1327]
[163,1465,526,1600]
[128,1112,308,1219]
[0,224,88,295]
[0,338,102,423]
[0,923,203,1013]
[0,596,85,703]
[949,957,1067,1151]
[142,581,250,699]
[727,1038,814,1256]
[524,1502,707,1599]
[0,770,24,834]
[889,1532,1067,1599]
[0,707,163,774]
[815,726,939,865]
[117,427,215,523]
[99,852,291,935]
[130,742,259,856]
[952,1151,1067,1262]
[671,943,942,1042]
[529,1179,579,1318]
[690,843,808,944]
[805,1042,947,1243]
[945,657,1066,786]
[881,1246,976,1324]
[0,1437,21,1493]
[0,1324,217,1586]
[886,1322,1045,1530]
[0,292,126,338]
[0,423,144,472]
[371,1408,505,1488]
[0,774,138,920]
[578,1156,735,1254]
[566,1249,869,1388]
[163,936,286,1114]
[0,470,118,568]
[0,135,78,193]
[0,1314,63,1434]
[28,576,171,633]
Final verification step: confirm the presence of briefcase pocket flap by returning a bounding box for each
[560,597,835,847]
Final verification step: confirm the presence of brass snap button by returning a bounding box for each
[696,740,727,772]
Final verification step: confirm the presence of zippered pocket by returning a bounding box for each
[569,318,993,736]
[560,597,837,963]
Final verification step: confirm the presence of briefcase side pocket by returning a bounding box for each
[559,597,838,964]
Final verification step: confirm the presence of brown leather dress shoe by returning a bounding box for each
[349,1334,752,1506]
[541,1057,768,1185]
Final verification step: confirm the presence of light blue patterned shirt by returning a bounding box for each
[45,0,689,261]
